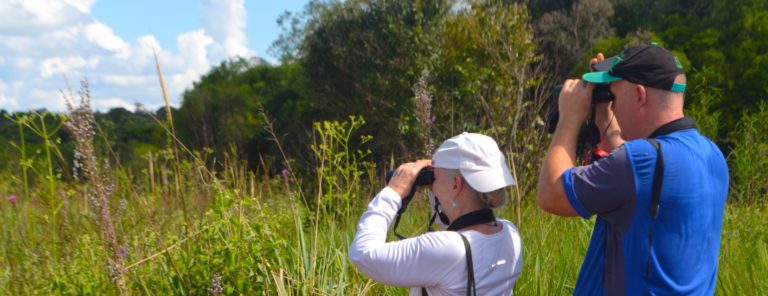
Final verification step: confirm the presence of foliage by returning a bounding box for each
[431,2,542,144]
[728,102,768,203]
[609,0,768,128]
[533,0,615,80]
[311,116,374,218]
[177,58,309,169]
[298,0,452,157]
[1,0,768,294]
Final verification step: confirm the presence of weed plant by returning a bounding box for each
[0,82,766,295]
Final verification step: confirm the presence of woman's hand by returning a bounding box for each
[387,159,432,199]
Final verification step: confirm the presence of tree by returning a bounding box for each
[533,0,615,80]
[430,2,543,146]
[177,58,310,168]
[298,0,453,156]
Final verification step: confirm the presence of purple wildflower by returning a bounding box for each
[7,195,16,203]
[209,274,223,295]
[281,168,289,177]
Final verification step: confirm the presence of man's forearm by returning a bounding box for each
[537,118,581,216]
[595,102,625,153]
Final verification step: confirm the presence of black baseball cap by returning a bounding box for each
[582,43,686,93]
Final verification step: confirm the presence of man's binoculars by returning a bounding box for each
[546,83,614,134]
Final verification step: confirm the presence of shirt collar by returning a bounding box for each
[649,116,697,138]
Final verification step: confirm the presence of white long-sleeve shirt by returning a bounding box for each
[349,187,523,296]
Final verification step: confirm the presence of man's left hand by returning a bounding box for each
[558,79,595,127]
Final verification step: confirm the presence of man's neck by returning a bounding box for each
[640,111,685,138]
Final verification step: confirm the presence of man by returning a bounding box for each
[537,44,729,295]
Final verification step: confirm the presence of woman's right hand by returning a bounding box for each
[387,159,431,199]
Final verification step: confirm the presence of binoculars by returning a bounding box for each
[385,167,435,201]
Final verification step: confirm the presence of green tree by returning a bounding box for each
[430,1,543,146]
[298,0,452,157]
[533,0,615,80]
[177,58,310,168]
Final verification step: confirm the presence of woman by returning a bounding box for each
[349,133,522,295]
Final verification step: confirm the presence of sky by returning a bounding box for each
[0,0,308,112]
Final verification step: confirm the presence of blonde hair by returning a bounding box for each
[479,188,509,209]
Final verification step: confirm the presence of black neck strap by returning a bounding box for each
[648,117,697,138]
[447,209,496,231]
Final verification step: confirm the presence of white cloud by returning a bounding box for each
[30,89,67,111]
[92,97,135,112]
[0,81,19,109]
[63,0,96,13]
[177,29,214,73]
[0,0,258,112]
[84,21,129,53]
[40,56,98,78]
[100,74,155,87]
[14,57,35,70]
[0,94,18,109]
[201,0,254,62]
[0,0,88,34]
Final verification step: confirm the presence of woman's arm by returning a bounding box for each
[349,187,464,287]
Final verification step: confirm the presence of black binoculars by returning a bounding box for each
[385,167,435,201]
[546,83,614,134]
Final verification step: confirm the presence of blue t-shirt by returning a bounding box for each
[562,120,729,295]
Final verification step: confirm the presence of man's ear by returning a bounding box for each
[635,84,647,107]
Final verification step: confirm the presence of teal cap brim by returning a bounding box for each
[582,71,622,83]
[671,83,686,93]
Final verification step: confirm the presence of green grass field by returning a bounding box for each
[0,161,765,295]
[1,105,766,295]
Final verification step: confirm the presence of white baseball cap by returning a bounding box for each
[432,132,516,193]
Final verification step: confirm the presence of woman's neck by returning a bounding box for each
[449,202,501,235]
[461,221,502,235]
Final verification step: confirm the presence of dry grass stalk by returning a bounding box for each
[62,79,126,293]
[148,152,155,192]
[153,49,188,225]
[413,69,435,157]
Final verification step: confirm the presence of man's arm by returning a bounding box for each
[537,79,593,216]
[537,116,580,216]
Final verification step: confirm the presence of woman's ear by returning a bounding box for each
[452,174,461,192]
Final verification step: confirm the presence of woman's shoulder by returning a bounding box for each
[462,219,522,245]
[410,231,470,260]
[497,219,520,234]
[498,219,522,242]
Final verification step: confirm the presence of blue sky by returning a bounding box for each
[0,0,309,112]
[91,0,307,61]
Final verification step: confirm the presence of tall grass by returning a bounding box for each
[0,86,766,294]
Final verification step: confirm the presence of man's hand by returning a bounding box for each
[590,52,606,70]
[387,159,432,199]
[558,79,595,126]
[591,52,624,152]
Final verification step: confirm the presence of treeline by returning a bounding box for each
[1,0,766,200]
